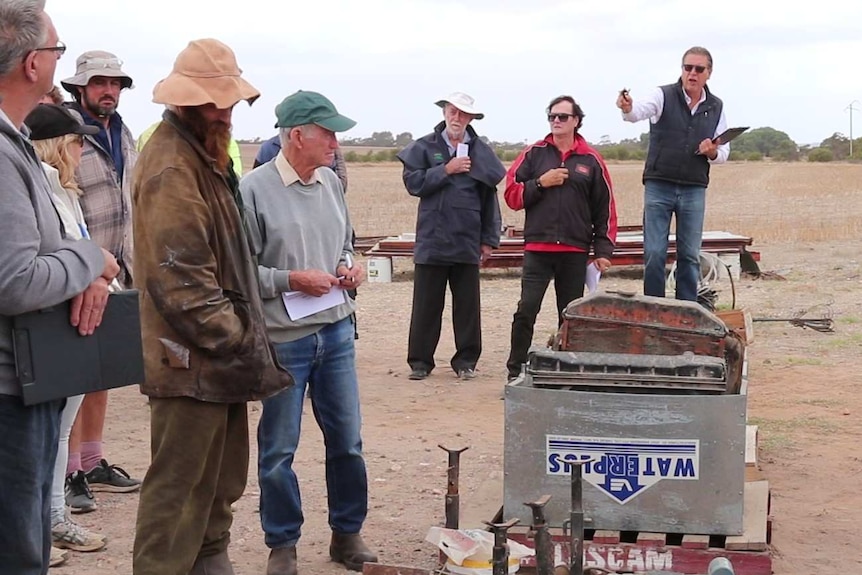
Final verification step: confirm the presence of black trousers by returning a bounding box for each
[407,263,481,374]
[506,251,589,379]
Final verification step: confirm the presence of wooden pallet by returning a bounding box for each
[364,229,761,269]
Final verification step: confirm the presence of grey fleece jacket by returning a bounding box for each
[0,111,105,397]
[240,158,355,343]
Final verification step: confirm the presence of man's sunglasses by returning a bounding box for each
[548,113,573,122]
[683,64,707,74]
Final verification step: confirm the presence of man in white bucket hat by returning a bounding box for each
[397,92,504,382]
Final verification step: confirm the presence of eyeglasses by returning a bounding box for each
[32,40,66,59]
[548,113,573,122]
[683,64,707,74]
[73,134,85,146]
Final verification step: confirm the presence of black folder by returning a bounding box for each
[12,290,145,405]
[712,126,749,145]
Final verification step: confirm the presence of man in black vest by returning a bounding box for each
[617,46,729,302]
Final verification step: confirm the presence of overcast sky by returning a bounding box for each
[47,0,862,146]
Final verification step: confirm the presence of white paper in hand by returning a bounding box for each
[456,143,469,158]
[585,262,601,293]
[282,288,346,320]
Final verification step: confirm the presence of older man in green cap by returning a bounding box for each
[240,90,376,575]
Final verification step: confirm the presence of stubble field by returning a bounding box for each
[61,156,862,575]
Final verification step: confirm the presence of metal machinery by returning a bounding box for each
[499,292,768,574]
[505,292,746,534]
[363,292,767,575]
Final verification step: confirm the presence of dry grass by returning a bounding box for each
[239,143,394,171]
[238,144,862,245]
[347,161,862,244]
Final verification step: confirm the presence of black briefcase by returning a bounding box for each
[12,289,145,405]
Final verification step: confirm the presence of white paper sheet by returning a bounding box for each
[282,288,346,320]
[456,143,469,158]
[585,261,601,293]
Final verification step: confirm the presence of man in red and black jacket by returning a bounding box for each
[503,95,618,381]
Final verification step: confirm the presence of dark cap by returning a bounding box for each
[274,90,356,132]
[25,104,100,141]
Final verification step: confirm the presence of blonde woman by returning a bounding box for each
[24,103,108,557]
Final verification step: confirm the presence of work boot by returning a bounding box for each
[189,550,235,575]
[329,532,377,571]
[266,546,297,575]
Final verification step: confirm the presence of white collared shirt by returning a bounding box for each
[275,150,322,186]
[622,86,729,164]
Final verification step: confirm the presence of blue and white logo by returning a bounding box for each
[546,435,699,504]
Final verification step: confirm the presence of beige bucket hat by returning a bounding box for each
[152,39,260,109]
[61,50,134,93]
[434,91,484,120]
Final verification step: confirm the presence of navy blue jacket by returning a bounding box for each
[397,123,504,265]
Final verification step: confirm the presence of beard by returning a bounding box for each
[178,106,232,173]
[82,92,117,118]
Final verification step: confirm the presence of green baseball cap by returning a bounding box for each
[274,90,356,132]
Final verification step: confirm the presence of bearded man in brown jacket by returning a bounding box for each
[131,39,292,575]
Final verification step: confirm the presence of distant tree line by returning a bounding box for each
[238,128,862,163]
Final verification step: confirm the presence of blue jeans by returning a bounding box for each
[0,395,63,575]
[258,318,367,549]
[643,180,706,301]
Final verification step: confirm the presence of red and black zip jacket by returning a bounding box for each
[504,134,617,258]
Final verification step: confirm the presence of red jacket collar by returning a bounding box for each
[541,132,595,155]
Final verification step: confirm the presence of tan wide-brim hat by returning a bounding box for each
[61,50,134,93]
[152,38,260,109]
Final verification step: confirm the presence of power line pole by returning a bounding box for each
[846,101,860,158]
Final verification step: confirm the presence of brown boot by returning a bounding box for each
[188,550,235,575]
[329,532,378,571]
[266,546,298,575]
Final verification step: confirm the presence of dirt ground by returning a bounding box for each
[53,162,862,575]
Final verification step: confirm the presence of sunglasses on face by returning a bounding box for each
[683,64,707,74]
[548,113,573,122]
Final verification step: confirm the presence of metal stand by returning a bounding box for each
[438,444,469,529]
[560,461,588,575]
[484,518,520,575]
[524,495,554,575]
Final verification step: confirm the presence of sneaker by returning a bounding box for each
[408,368,429,381]
[84,459,141,493]
[52,515,107,552]
[49,546,68,567]
[65,471,97,514]
[457,368,476,380]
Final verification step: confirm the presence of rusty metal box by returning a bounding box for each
[502,370,747,536]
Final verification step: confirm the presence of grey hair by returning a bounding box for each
[682,46,713,70]
[279,124,315,148]
[0,0,48,78]
[278,126,291,149]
